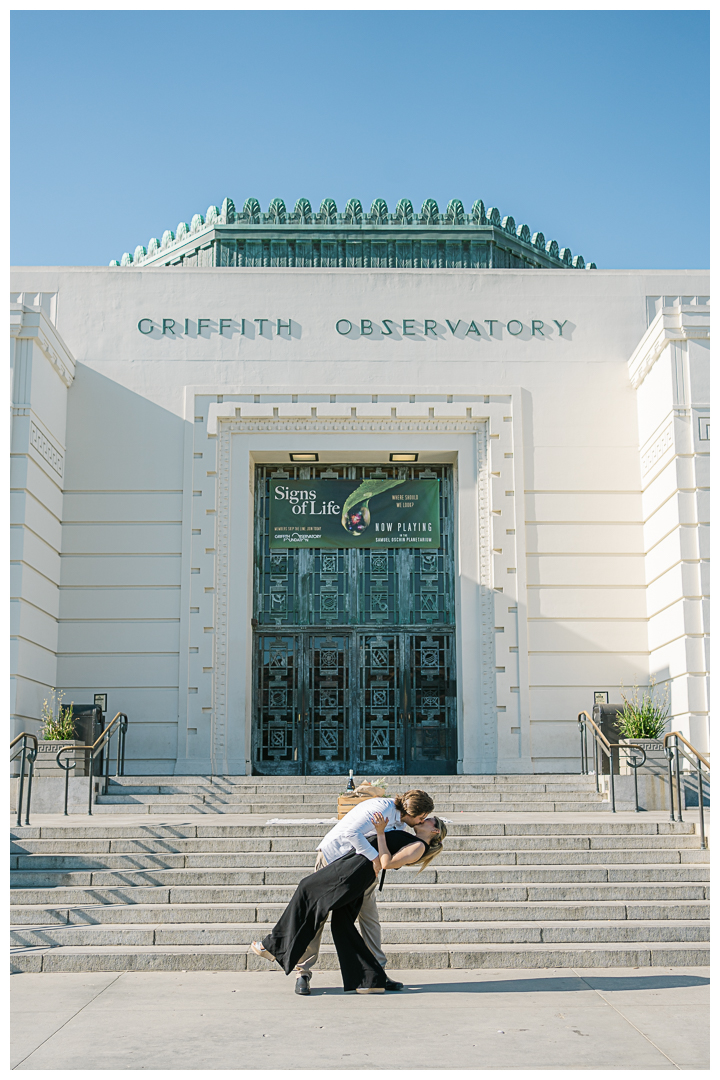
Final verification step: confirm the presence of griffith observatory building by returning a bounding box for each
[10,195,710,776]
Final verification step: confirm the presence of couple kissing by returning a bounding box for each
[251,788,446,993]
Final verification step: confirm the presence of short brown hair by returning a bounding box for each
[394,789,434,817]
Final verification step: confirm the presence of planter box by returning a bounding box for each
[619,738,667,776]
[34,740,89,776]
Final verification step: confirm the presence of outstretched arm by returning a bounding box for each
[340,801,390,862]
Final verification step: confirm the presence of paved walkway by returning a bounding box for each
[11,966,709,1070]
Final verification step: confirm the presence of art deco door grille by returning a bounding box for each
[252,464,456,775]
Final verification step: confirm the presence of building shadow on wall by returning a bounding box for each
[59,363,189,774]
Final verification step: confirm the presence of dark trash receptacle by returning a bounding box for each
[71,705,105,774]
[593,704,623,774]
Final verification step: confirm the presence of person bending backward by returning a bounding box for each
[253,789,436,995]
[292,789,434,994]
[250,799,447,993]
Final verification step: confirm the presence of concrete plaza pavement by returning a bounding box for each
[11,966,709,1070]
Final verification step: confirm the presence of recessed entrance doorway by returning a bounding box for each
[251,463,457,775]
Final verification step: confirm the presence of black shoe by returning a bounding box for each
[295,974,311,996]
[384,978,404,991]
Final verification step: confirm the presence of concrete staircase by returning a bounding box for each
[91,773,612,814]
[10,775,709,973]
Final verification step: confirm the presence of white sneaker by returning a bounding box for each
[249,941,276,961]
[356,987,385,994]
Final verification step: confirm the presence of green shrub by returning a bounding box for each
[615,677,669,740]
[40,689,76,741]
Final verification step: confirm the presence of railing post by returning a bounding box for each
[56,748,76,816]
[104,727,111,796]
[119,715,128,775]
[88,750,94,816]
[666,745,675,822]
[697,762,706,850]
[674,738,684,823]
[608,754,616,813]
[16,741,28,828]
[579,721,584,774]
[117,719,123,777]
[25,747,36,826]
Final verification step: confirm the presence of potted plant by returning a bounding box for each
[615,678,669,774]
[34,690,88,775]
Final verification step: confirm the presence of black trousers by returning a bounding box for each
[262,851,387,991]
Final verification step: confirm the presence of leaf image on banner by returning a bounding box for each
[341,478,405,536]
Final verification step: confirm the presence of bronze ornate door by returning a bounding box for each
[252,465,457,775]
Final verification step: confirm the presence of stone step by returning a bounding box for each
[89,801,610,815]
[9,882,710,906]
[11,821,697,840]
[11,940,710,974]
[10,862,710,889]
[90,794,608,803]
[104,774,603,786]
[9,833,706,854]
[10,919,710,949]
[9,898,710,926]
[96,789,608,802]
[105,783,604,797]
[10,847,710,871]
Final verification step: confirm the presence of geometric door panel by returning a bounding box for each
[254,635,301,768]
[406,632,456,769]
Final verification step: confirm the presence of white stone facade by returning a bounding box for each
[9,268,710,773]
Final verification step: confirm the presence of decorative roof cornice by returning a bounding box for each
[110,195,595,270]
[628,305,710,389]
[10,303,76,387]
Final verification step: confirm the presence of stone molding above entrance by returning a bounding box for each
[178,393,531,775]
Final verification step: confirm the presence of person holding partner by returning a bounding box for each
[250,790,446,994]
[290,788,434,994]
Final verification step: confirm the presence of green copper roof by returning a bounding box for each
[111,196,595,270]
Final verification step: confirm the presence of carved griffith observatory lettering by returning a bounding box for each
[136,316,573,340]
[334,318,570,339]
[30,422,63,476]
[137,318,295,336]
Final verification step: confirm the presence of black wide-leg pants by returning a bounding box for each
[262,851,387,991]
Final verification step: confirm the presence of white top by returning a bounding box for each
[318,796,407,863]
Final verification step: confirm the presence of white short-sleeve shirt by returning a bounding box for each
[318,796,407,863]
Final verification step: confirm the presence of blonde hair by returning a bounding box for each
[415,816,448,873]
[393,789,434,817]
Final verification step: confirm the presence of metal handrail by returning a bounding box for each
[578,711,656,814]
[10,733,38,826]
[664,731,710,771]
[663,731,710,849]
[56,712,128,816]
[577,711,616,812]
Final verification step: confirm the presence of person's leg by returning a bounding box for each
[261,852,373,975]
[261,872,329,975]
[294,853,328,980]
[330,899,387,993]
[357,880,387,968]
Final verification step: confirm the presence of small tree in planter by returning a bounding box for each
[40,689,75,740]
[615,677,669,740]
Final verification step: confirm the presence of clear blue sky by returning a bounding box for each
[11,9,709,268]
